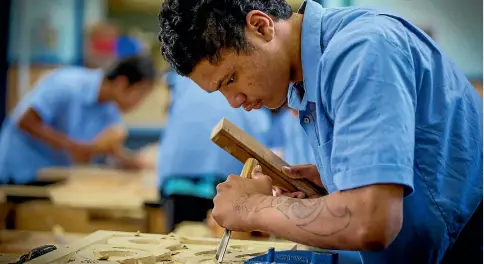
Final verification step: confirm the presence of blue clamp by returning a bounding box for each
[245,248,338,264]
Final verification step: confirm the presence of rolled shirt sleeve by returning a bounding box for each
[322,33,417,196]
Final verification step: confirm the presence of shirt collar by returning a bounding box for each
[286,0,325,111]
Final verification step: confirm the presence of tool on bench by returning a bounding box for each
[211,118,328,197]
[12,245,57,264]
[244,247,339,264]
[215,158,259,263]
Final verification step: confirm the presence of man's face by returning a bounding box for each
[113,77,153,112]
[189,12,291,111]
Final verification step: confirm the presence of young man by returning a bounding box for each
[157,0,482,263]
[0,55,156,184]
[158,69,271,232]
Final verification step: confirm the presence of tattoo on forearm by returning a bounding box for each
[233,193,253,215]
[253,196,351,237]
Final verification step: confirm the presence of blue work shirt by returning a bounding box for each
[0,67,121,184]
[158,72,271,198]
[280,109,316,165]
[288,1,482,263]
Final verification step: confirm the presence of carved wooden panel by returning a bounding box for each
[27,230,300,264]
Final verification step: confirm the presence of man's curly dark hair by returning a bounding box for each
[158,0,293,76]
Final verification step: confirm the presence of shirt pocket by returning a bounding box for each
[317,139,336,193]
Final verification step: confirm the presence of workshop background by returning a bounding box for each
[0,0,481,258]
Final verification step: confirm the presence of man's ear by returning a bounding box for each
[245,10,275,42]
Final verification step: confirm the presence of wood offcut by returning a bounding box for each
[210,118,327,196]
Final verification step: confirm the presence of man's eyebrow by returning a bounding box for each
[208,73,230,93]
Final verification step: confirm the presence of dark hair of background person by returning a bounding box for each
[105,55,157,85]
[157,0,293,76]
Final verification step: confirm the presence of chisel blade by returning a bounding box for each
[215,229,232,263]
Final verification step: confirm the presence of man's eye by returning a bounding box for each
[227,76,235,85]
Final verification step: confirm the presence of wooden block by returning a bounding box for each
[145,206,167,234]
[211,118,327,196]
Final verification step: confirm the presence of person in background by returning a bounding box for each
[158,70,271,232]
[0,55,156,185]
[266,109,286,158]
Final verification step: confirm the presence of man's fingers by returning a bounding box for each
[251,165,271,182]
[282,164,318,179]
[283,192,306,199]
[272,187,306,199]
[282,166,304,179]
[251,165,263,178]
[295,192,306,199]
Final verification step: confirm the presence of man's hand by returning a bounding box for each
[274,164,324,199]
[68,143,98,164]
[94,126,127,153]
[115,153,147,171]
[212,165,273,232]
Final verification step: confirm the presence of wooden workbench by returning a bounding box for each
[25,230,305,264]
[0,166,165,234]
[0,230,85,254]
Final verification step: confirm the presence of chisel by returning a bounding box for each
[215,158,259,263]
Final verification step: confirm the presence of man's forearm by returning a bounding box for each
[17,108,78,151]
[247,193,358,250]
[20,120,77,151]
[245,185,403,250]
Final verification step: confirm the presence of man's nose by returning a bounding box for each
[221,90,245,108]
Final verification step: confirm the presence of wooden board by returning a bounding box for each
[26,230,300,264]
[14,201,145,234]
[40,166,159,211]
[211,118,327,196]
[0,185,54,199]
[7,167,162,234]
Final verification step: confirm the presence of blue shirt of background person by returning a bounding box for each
[0,56,157,184]
[157,0,482,263]
[266,109,287,156]
[157,70,271,199]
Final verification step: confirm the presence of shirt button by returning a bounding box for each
[303,117,310,124]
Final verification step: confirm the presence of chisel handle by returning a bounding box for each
[240,158,259,179]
